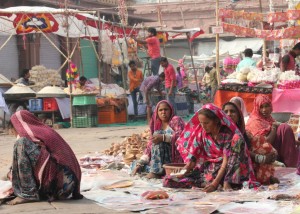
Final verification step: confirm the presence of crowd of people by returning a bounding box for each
[131,94,300,192]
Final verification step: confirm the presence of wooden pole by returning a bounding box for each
[186,33,201,102]
[96,11,102,96]
[216,0,221,85]
[157,6,166,57]
[65,0,73,127]
[259,0,267,67]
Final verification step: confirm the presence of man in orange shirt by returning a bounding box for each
[134,27,161,75]
[128,60,144,119]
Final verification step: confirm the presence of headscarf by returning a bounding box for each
[246,95,275,136]
[145,100,185,163]
[230,96,248,118]
[222,101,251,149]
[177,103,243,163]
[10,110,82,198]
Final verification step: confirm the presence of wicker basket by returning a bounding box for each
[163,163,186,176]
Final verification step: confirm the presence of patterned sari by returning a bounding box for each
[139,100,185,175]
[163,104,257,189]
[224,101,275,184]
[10,110,82,201]
[246,95,299,169]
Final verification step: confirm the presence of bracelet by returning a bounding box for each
[162,134,165,142]
[255,154,266,164]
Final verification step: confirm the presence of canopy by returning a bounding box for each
[0,6,101,37]
[212,38,263,56]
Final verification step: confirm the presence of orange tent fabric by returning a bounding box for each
[213,89,272,113]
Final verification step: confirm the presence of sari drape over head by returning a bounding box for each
[10,110,82,199]
[177,104,257,186]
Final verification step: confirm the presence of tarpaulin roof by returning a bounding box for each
[0,6,101,37]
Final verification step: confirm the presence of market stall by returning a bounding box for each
[214,7,300,113]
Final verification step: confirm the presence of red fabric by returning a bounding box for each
[214,90,272,113]
[164,63,177,88]
[10,110,82,198]
[145,36,161,59]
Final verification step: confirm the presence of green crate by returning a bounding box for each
[72,95,96,106]
[72,116,97,128]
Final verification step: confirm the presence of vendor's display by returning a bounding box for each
[72,95,97,128]
[4,84,36,99]
[278,70,300,89]
[97,97,128,124]
[29,65,64,92]
[175,93,189,117]
[0,74,12,87]
[36,86,67,98]
[99,130,150,165]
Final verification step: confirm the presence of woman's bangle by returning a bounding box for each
[162,134,165,142]
[255,154,266,164]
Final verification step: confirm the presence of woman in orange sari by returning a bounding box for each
[246,95,299,172]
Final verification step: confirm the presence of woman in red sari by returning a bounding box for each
[7,110,82,205]
[246,95,299,169]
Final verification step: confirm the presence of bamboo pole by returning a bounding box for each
[97,11,102,96]
[215,0,221,86]
[186,32,201,102]
[157,6,166,57]
[259,0,267,67]
[65,0,73,127]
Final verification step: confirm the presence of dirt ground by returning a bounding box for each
[0,125,147,214]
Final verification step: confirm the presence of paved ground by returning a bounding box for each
[0,124,148,214]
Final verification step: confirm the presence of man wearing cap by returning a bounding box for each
[236,48,256,72]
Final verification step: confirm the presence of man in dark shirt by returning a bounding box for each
[280,42,300,72]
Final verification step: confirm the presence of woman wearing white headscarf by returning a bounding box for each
[230,97,249,123]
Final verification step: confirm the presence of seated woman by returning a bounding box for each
[163,104,258,192]
[229,96,249,118]
[223,101,278,184]
[246,95,299,169]
[6,110,82,205]
[131,100,185,179]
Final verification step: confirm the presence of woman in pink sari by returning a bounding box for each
[246,95,299,169]
[131,100,185,179]
[163,104,258,192]
[7,110,82,205]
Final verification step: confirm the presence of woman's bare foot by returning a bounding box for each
[6,197,32,205]
[270,176,280,184]
[145,172,162,179]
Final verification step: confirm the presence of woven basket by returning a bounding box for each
[163,163,186,176]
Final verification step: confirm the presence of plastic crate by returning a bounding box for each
[72,105,97,117]
[73,95,96,106]
[72,116,97,128]
[28,99,43,111]
[43,98,59,111]
[98,106,127,124]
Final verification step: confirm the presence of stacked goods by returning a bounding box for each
[30,65,64,92]
[102,129,151,165]
[278,70,300,89]
[36,86,67,98]
[4,84,36,98]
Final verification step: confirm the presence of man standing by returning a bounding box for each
[128,61,144,120]
[209,62,218,101]
[160,57,177,113]
[280,42,300,72]
[134,27,161,75]
[140,72,165,121]
[236,48,256,72]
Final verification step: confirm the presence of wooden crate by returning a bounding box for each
[98,105,127,124]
